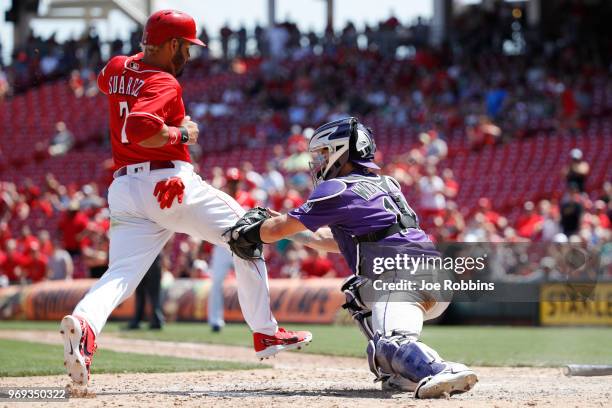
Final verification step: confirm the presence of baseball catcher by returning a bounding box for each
[226,117,478,398]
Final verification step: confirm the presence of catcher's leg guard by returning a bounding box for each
[373,330,477,398]
[342,276,388,382]
[375,330,445,383]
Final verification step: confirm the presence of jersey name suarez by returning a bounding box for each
[97,53,190,169]
[105,70,146,97]
[289,170,433,274]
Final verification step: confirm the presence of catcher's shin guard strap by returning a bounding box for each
[341,275,373,340]
[367,338,389,382]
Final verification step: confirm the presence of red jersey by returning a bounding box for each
[97,53,190,169]
[23,254,48,283]
[235,191,257,209]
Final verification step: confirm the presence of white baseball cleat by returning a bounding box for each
[414,363,478,399]
[60,315,97,386]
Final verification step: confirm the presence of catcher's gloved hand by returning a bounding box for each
[224,207,272,260]
[153,177,185,209]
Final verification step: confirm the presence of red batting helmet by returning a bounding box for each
[142,10,205,47]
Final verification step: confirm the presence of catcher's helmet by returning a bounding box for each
[142,10,205,47]
[308,117,379,185]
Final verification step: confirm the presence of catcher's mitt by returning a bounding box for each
[224,207,271,260]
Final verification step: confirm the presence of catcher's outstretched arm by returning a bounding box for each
[289,228,340,253]
[260,215,340,253]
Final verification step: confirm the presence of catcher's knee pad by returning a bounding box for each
[374,330,446,383]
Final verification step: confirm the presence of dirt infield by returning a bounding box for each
[1,330,610,408]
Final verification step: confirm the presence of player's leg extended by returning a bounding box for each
[208,245,233,331]
[358,278,477,398]
[174,178,278,334]
[61,184,172,385]
[172,175,311,356]
[72,215,172,335]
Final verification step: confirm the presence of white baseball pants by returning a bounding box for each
[73,161,278,337]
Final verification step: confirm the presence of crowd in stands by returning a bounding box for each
[0,1,610,286]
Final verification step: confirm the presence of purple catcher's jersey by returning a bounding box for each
[289,170,433,274]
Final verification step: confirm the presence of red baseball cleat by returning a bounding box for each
[253,327,313,359]
[60,315,97,386]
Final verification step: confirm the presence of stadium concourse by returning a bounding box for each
[0,6,611,286]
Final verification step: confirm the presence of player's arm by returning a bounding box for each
[260,215,340,253]
[288,228,340,253]
[135,115,199,148]
[124,79,198,147]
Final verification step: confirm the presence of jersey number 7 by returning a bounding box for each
[119,101,130,144]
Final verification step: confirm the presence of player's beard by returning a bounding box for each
[172,48,187,78]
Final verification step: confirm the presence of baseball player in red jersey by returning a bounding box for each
[59,10,311,386]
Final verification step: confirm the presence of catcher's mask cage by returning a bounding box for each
[308,117,379,186]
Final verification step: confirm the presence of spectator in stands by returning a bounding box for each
[81,228,108,279]
[266,24,290,59]
[261,162,285,197]
[18,226,37,253]
[418,165,446,220]
[486,83,508,120]
[300,247,335,278]
[58,201,88,256]
[22,241,49,283]
[69,70,84,97]
[84,71,99,97]
[1,239,24,284]
[516,201,544,239]
[220,23,233,60]
[48,238,74,280]
[594,200,611,230]
[254,24,267,56]
[560,184,584,237]
[280,243,306,279]
[467,115,502,150]
[419,131,448,161]
[282,134,311,172]
[539,200,561,241]
[478,198,506,230]
[198,26,210,59]
[48,121,74,156]
[564,149,590,192]
[442,169,459,199]
[236,26,248,58]
[433,201,465,241]
[79,184,104,210]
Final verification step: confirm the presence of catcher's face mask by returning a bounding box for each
[309,147,330,187]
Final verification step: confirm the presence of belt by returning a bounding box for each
[114,160,175,178]
[353,223,404,244]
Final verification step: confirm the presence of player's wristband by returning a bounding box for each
[179,126,189,144]
[167,127,181,145]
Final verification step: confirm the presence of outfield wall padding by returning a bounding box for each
[0,278,346,324]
